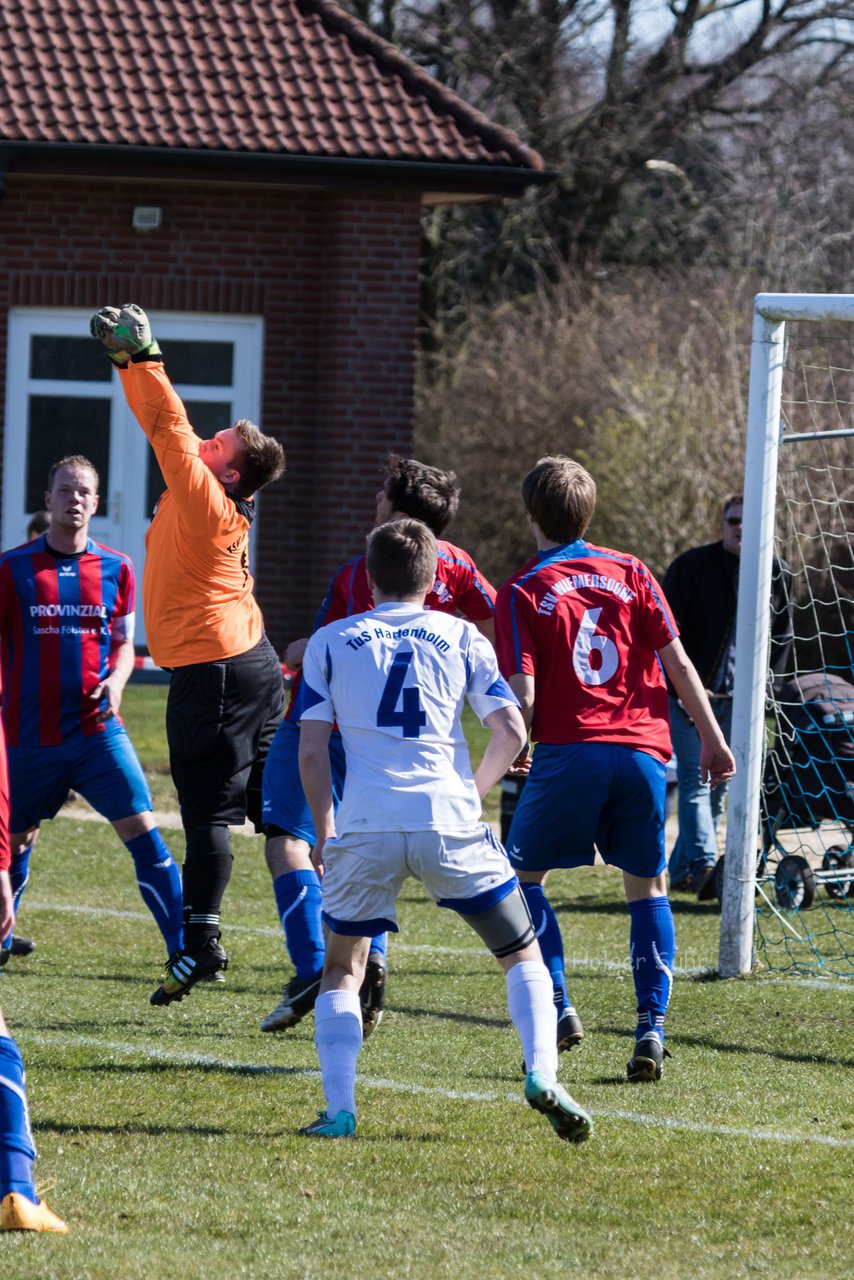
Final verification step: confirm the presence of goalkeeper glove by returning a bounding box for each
[90,304,160,364]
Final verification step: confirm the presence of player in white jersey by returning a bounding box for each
[295,518,592,1143]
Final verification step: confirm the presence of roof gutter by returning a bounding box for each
[0,141,559,199]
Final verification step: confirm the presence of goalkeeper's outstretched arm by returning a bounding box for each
[90,304,235,533]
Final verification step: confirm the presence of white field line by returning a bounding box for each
[20,1029,854,1150]
[50,810,854,985]
[24,899,854,985]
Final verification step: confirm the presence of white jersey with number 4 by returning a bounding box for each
[299,601,518,835]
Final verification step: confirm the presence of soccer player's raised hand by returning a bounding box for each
[90,304,155,358]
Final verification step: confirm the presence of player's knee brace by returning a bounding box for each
[463,886,536,959]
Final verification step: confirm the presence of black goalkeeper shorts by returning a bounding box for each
[166,635,285,831]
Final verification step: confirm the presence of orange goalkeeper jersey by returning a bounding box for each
[119,357,264,668]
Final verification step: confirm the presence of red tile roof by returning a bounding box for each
[0,0,544,173]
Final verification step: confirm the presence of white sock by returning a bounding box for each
[314,989,363,1117]
[506,960,558,1078]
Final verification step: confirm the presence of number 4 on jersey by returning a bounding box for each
[377,650,427,737]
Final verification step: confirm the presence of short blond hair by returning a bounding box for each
[521,456,596,543]
[47,454,99,492]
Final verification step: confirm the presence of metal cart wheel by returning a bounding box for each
[822,846,854,899]
[774,855,817,911]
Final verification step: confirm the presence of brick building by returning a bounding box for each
[0,0,547,649]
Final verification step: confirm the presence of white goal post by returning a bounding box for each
[718,292,854,978]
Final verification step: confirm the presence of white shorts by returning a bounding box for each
[320,825,516,934]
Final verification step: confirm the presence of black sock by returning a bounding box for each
[181,825,233,949]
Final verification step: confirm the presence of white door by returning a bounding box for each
[3,309,264,646]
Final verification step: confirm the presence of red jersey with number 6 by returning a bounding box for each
[495,540,678,762]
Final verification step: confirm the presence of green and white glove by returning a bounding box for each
[90,304,159,364]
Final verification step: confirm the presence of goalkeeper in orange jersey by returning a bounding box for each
[90,304,286,1006]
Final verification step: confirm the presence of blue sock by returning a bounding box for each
[629,896,676,1042]
[521,883,571,1012]
[2,845,32,949]
[273,870,324,979]
[124,829,184,955]
[368,932,387,961]
[0,1037,37,1204]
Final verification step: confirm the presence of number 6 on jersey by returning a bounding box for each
[572,608,619,685]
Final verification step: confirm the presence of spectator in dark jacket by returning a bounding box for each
[663,494,793,898]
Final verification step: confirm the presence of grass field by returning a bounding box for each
[3,687,852,1279]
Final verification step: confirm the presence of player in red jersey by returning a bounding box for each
[260,456,496,1034]
[495,457,734,1082]
[0,710,67,1232]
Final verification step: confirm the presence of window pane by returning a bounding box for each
[146,400,233,516]
[30,336,111,382]
[161,342,233,386]
[183,401,234,438]
[26,396,111,515]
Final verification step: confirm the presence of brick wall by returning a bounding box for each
[0,174,422,648]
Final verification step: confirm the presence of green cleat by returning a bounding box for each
[524,1070,592,1143]
[298,1110,356,1139]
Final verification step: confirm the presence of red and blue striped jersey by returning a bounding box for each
[286,539,496,722]
[0,536,135,746]
[495,540,678,761]
[0,714,8,870]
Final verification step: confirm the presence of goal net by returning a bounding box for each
[719,294,854,979]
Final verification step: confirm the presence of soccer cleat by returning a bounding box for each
[298,1109,356,1139]
[524,1070,592,1144]
[627,1033,672,1082]
[522,1006,585,1075]
[260,973,322,1031]
[150,938,228,1006]
[0,935,36,968]
[557,1006,584,1053]
[1,1192,68,1232]
[359,952,387,1039]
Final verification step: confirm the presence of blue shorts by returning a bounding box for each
[261,720,347,845]
[9,721,153,832]
[506,742,667,878]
